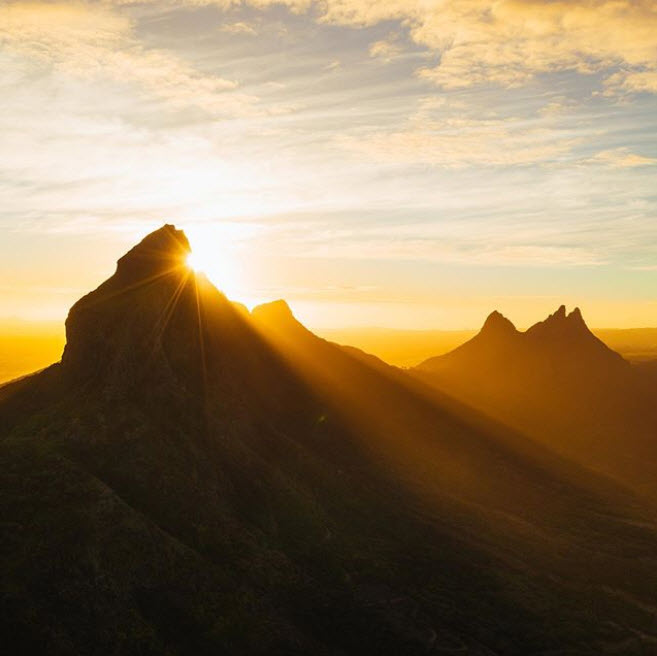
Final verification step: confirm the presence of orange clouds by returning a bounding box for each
[321,0,657,91]
[7,0,655,94]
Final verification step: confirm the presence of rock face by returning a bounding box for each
[62,224,193,383]
[60,224,274,405]
[2,227,657,655]
[114,223,191,282]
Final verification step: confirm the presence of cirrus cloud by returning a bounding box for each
[96,0,657,94]
[337,116,579,168]
[586,148,656,168]
[11,0,654,94]
[319,0,657,92]
[0,1,257,116]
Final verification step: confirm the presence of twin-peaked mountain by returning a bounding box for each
[417,305,629,394]
[414,305,657,496]
[2,225,657,655]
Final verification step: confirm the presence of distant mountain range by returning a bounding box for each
[2,225,657,655]
[414,305,657,497]
[320,324,657,367]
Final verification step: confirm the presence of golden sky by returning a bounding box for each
[1,0,656,329]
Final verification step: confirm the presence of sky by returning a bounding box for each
[0,0,656,330]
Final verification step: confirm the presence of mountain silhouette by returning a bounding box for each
[415,305,657,496]
[524,305,628,368]
[480,309,518,336]
[2,226,657,655]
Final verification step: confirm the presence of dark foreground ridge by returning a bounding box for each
[2,225,657,655]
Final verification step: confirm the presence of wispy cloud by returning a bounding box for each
[71,1,657,94]
[604,70,657,95]
[0,0,656,327]
[368,33,404,62]
[0,2,257,116]
[316,0,657,94]
[337,103,581,167]
[585,148,656,168]
[220,21,257,36]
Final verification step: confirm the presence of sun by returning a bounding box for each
[185,251,205,273]
[184,224,246,301]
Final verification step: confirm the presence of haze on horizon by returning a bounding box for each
[1,0,656,332]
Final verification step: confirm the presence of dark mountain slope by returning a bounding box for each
[2,227,657,654]
[414,306,657,496]
[251,299,657,643]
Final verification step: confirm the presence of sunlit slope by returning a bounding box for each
[414,306,657,497]
[2,226,657,654]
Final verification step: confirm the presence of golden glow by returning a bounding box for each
[185,251,206,274]
[185,225,247,301]
[1,1,656,338]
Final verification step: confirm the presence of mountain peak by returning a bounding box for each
[526,304,596,342]
[115,224,190,283]
[480,310,517,336]
[568,307,584,324]
[252,300,296,325]
[418,309,519,370]
[62,225,194,381]
[549,305,567,322]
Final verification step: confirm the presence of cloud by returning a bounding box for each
[369,33,403,62]
[0,2,257,116]
[8,1,654,95]
[140,0,656,93]
[116,0,657,93]
[604,69,657,95]
[586,148,657,168]
[316,0,657,93]
[110,0,313,10]
[220,21,257,35]
[538,97,578,117]
[253,217,606,266]
[338,115,578,167]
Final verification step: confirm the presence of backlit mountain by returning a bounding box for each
[2,226,657,655]
[415,305,657,496]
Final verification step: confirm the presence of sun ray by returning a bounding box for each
[149,269,191,355]
[193,273,211,432]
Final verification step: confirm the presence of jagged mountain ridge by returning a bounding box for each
[420,304,627,373]
[414,304,657,496]
[2,225,657,655]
